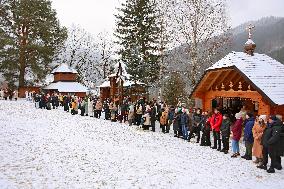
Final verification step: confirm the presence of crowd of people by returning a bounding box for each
[20,92,284,174]
[0,89,18,101]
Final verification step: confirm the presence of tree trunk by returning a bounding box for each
[18,51,26,87]
[18,24,28,87]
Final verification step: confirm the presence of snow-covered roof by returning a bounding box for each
[98,81,110,88]
[245,39,255,45]
[51,63,78,74]
[97,80,145,88]
[207,51,284,105]
[43,81,87,93]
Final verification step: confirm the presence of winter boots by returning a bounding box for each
[241,155,252,160]
[253,158,262,164]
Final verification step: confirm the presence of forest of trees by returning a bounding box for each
[3,0,271,102]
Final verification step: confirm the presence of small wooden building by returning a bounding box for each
[98,62,148,102]
[18,86,41,98]
[43,63,87,97]
[191,37,284,117]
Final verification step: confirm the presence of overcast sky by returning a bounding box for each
[51,0,284,36]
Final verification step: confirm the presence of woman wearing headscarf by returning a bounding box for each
[231,112,243,158]
[252,115,267,164]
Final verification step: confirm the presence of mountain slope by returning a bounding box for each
[231,16,284,63]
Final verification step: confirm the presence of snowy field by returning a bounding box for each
[0,100,283,189]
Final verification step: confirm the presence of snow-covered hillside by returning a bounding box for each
[0,100,283,189]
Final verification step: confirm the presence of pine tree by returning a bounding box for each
[0,0,67,88]
[163,72,188,106]
[115,0,161,85]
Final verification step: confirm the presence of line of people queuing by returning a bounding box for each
[0,89,18,101]
[32,93,284,174]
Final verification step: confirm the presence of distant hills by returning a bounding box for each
[161,16,284,93]
[231,16,284,63]
[166,16,284,73]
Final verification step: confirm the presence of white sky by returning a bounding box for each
[51,0,284,36]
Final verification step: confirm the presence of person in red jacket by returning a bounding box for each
[210,108,223,150]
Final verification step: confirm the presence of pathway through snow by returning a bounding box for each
[0,100,283,189]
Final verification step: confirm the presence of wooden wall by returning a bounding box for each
[46,90,86,98]
[271,105,284,117]
[54,73,76,82]
[18,86,41,98]
[100,87,110,100]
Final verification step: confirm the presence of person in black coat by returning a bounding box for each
[51,94,56,109]
[41,94,46,109]
[150,104,157,132]
[173,109,182,137]
[188,109,202,143]
[103,101,110,120]
[257,115,283,173]
[63,96,70,112]
[200,111,211,146]
[220,114,231,154]
[54,94,59,108]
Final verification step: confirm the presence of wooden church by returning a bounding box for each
[43,63,87,97]
[98,62,148,102]
[191,26,284,117]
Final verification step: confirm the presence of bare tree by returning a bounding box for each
[55,26,115,88]
[96,31,115,79]
[162,0,231,88]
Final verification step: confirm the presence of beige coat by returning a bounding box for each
[252,122,266,158]
[143,113,151,126]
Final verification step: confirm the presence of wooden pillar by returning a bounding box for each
[204,92,213,112]
[204,97,212,112]
[109,77,117,100]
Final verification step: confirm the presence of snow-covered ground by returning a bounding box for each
[0,100,283,189]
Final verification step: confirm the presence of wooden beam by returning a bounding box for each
[214,70,234,90]
[205,90,261,102]
[206,71,224,91]
[223,71,239,90]
[194,71,213,93]
[232,75,243,90]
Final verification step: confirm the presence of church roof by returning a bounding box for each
[207,51,284,105]
[97,80,145,88]
[108,62,131,79]
[51,63,78,74]
[43,81,87,93]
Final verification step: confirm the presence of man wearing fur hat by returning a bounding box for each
[258,115,283,173]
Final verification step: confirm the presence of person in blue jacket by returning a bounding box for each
[241,112,255,160]
[180,108,189,140]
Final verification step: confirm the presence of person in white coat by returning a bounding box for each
[84,98,89,116]
[142,105,151,130]
[13,90,18,101]
[88,98,94,117]
[25,91,29,101]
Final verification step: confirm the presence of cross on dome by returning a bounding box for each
[246,24,255,39]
